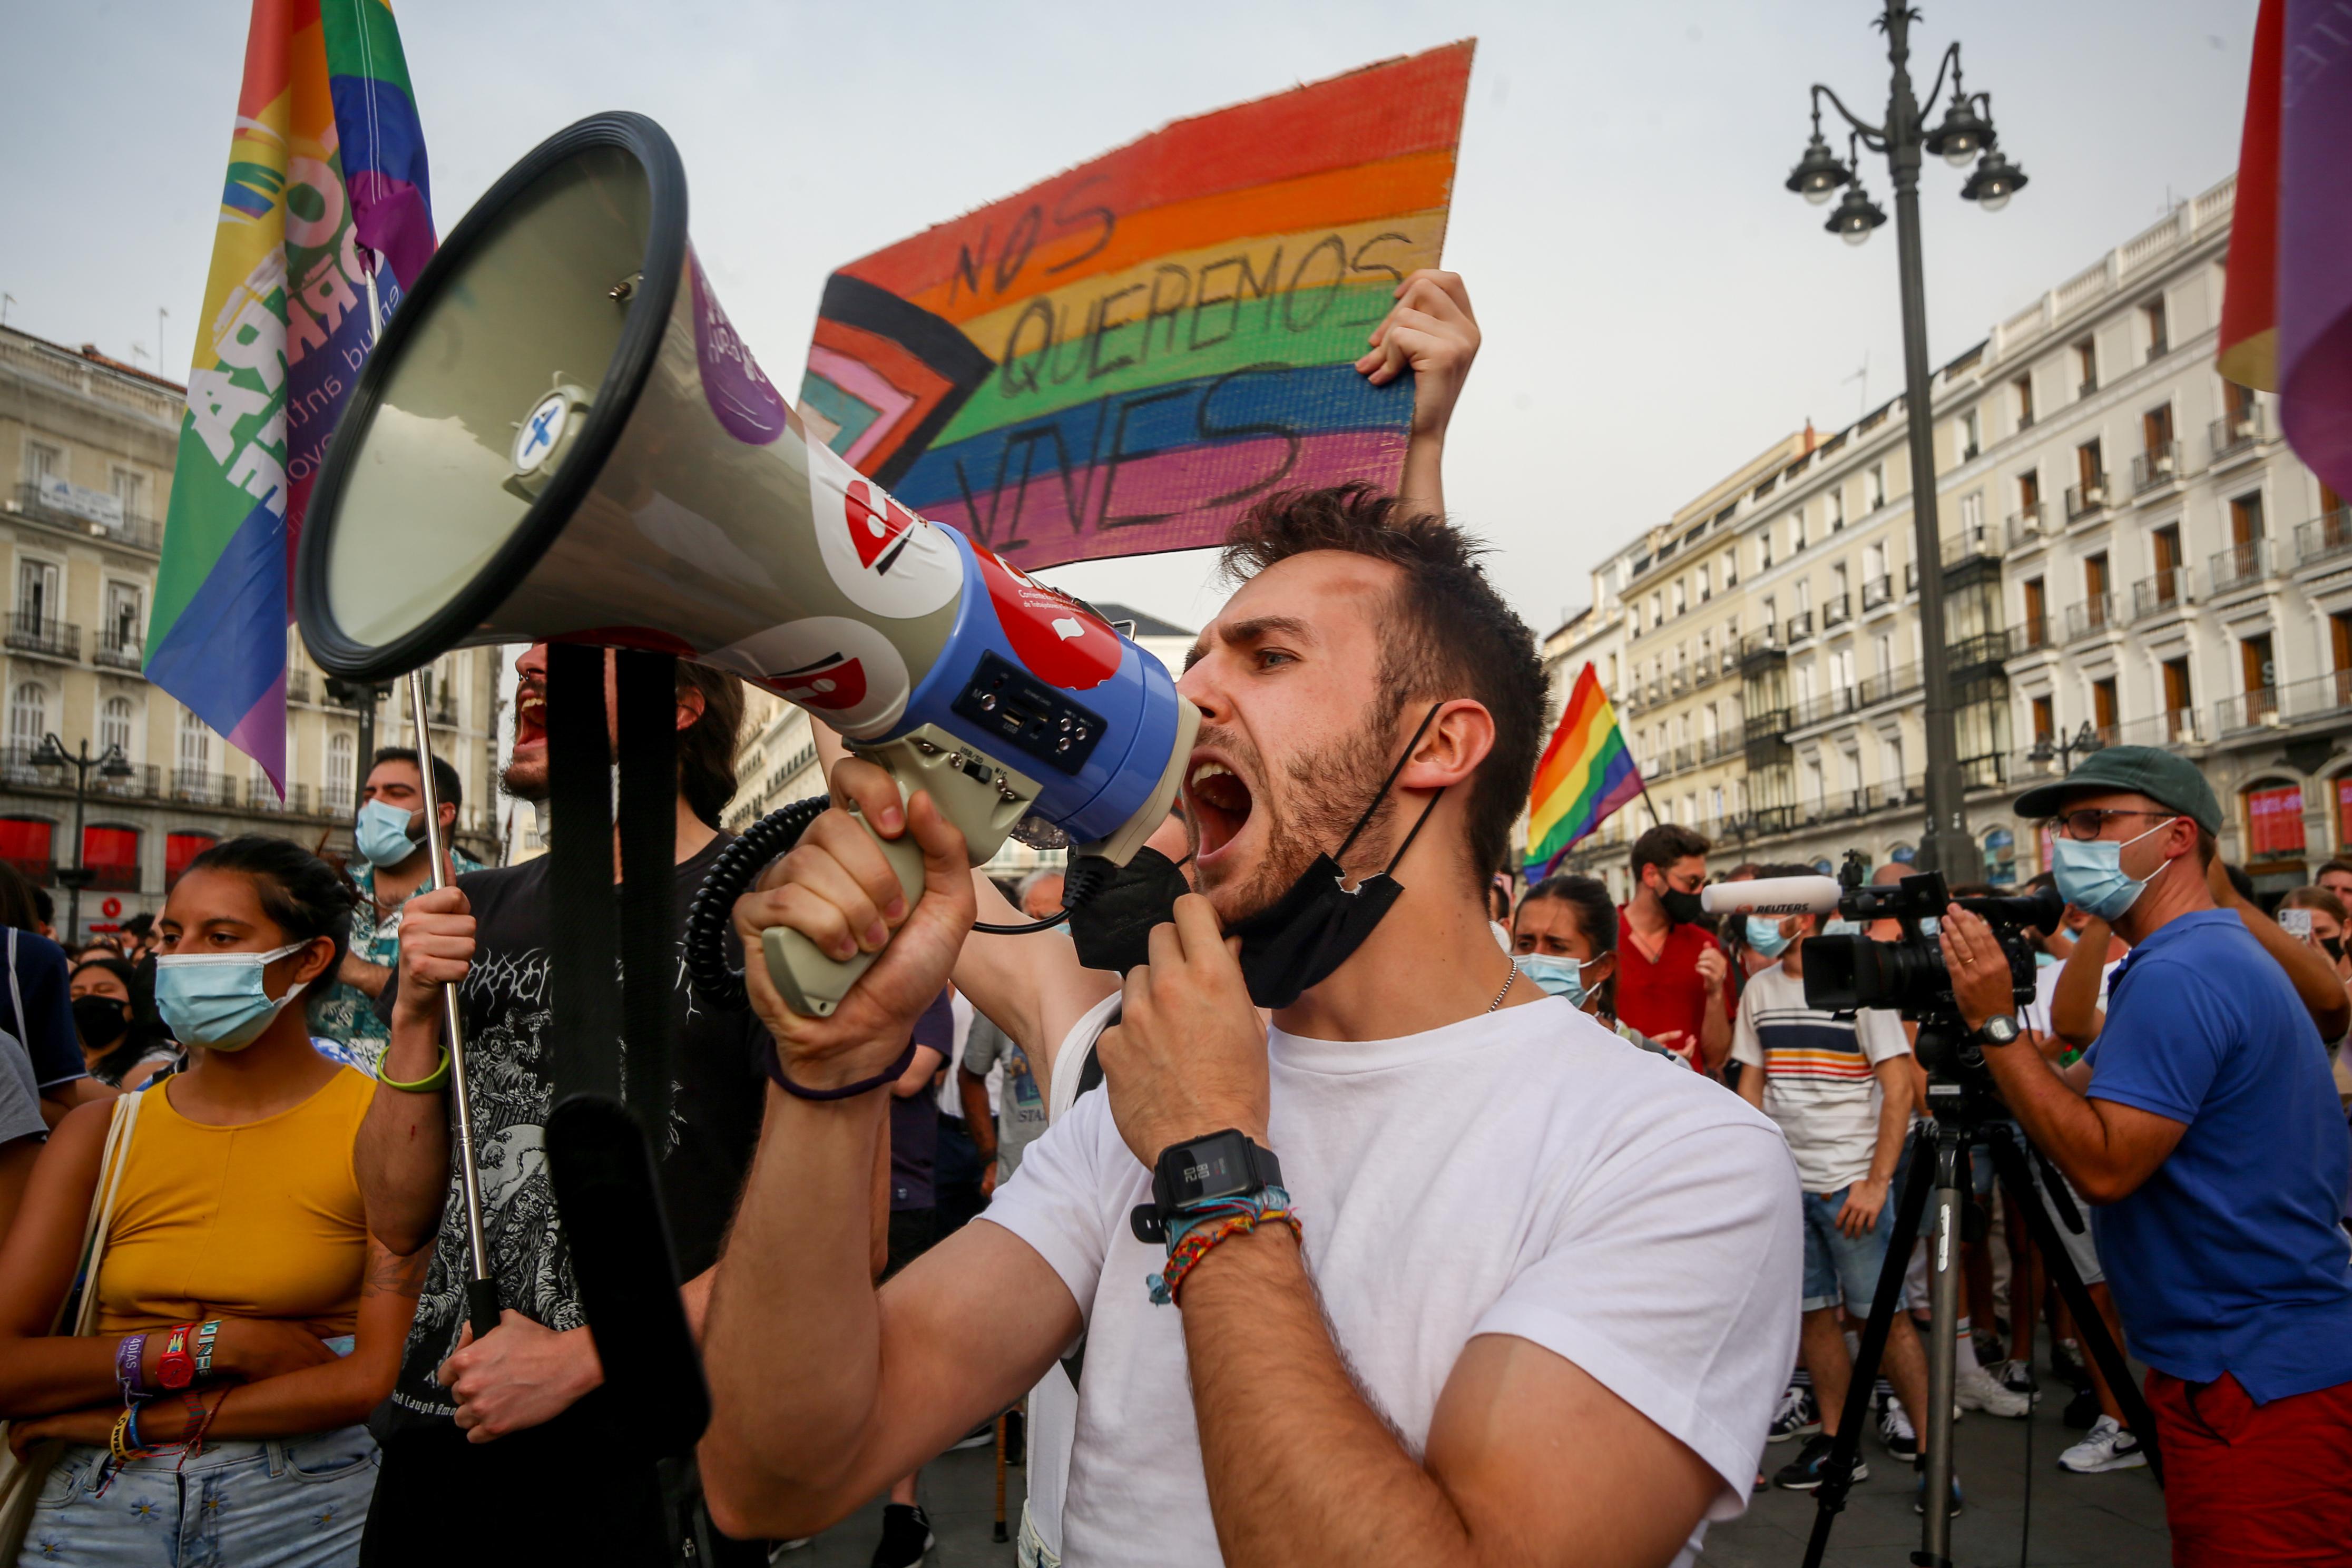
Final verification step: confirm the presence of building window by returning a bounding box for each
[110,468,146,521]
[82,825,140,893]
[100,697,133,760]
[1791,509,1808,553]
[2245,782,2306,861]
[23,443,62,486]
[2031,694,2054,742]
[104,583,141,660]
[0,818,55,884]
[2092,677,2119,737]
[1759,532,1774,570]
[2014,374,2035,429]
[1959,407,1981,461]
[177,708,212,777]
[2074,337,2098,395]
[2230,491,2266,544]
[165,830,217,890]
[16,559,58,627]
[1827,489,1845,531]
[8,682,45,755]
[2143,297,2169,360]
[327,731,356,815]
[1722,548,1738,588]
[1866,465,1885,511]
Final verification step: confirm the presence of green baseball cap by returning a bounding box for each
[2013,744,2221,836]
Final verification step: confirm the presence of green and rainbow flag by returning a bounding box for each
[148,0,434,791]
[1524,663,1645,881]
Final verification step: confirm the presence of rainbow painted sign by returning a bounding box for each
[798,42,1472,570]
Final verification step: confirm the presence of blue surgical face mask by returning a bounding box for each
[2051,817,2180,923]
[1746,916,1794,958]
[354,799,422,868]
[1515,953,1599,1008]
[1822,917,1863,937]
[155,941,312,1051]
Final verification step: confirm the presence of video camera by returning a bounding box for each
[1704,852,2063,1080]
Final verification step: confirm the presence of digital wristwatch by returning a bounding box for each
[1130,1129,1284,1244]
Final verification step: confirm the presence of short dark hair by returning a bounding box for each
[677,662,746,831]
[182,835,356,974]
[1521,873,1619,1016]
[121,912,154,939]
[30,886,52,926]
[370,747,462,812]
[2320,857,2352,882]
[0,860,41,931]
[1630,822,1711,881]
[1219,484,1545,887]
[2284,885,2347,922]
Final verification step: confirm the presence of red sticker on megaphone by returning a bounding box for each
[972,545,1121,692]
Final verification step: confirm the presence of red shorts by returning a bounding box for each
[2144,1369,2352,1566]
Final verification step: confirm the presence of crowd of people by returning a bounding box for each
[0,262,2345,1568]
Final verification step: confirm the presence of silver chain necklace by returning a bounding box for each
[1486,963,1519,1013]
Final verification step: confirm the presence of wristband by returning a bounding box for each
[116,1332,149,1402]
[194,1320,221,1379]
[767,1041,917,1102]
[110,1406,138,1462]
[379,1046,452,1094]
[1146,1187,1299,1307]
[155,1323,195,1390]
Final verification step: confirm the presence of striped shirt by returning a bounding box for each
[1732,965,1910,1192]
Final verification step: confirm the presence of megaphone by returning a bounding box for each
[297,112,1198,1015]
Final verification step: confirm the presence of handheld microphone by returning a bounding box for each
[1699,876,1844,918]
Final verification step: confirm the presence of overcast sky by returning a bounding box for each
[2,1,2256,641]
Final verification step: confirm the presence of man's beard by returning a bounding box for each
[499,752,548,803]
[1198,704,1405,923]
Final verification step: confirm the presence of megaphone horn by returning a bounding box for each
[298,112,1197,1015]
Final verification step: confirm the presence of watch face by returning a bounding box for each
[1166,1131,1254,1207]
[158,1360,193,1390]
[1983,1015,2020,1044]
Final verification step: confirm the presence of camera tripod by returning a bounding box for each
[1800,1081,2164,1568]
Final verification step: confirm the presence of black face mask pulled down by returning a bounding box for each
[1067,708,1445,1010]
[1659,887,1707,926]
[72,995,130,1050]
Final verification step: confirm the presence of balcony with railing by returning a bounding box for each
[2209,538,2271,595]
[1821,593,1852,629]
[1668,669,1688,697]
[5,614,80,661]
[2296,509,2352,570]
[1791,687,1863,729]
[1739,627,1787,668]
[1858,662,1922,707]
[2007,503,2049,551]
[7,484,165,552]
[93,622,142,672]
[2065,476,2111,521]
[1864,775,1926,813]
[1860,573,1894,611]
[1941,523,1995,569]
[2064,596,2116,641]
[322,783,356,817]
[2215,669,2352,734]
[2132,442,2183,494]
[1784,609,1815,642]
[170,769,238,806]
[1700,726,1744,763]
[2014,614,2053,654]
[2210,405,2267,464]
[1692,659,1717,689]
[1961,753,2010,790]
[1948,630,2016,678]
[2129,567,2193,621]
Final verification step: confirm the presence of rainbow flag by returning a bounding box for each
[147,0,434,790]
[798,42,1473,571]
[1524,663,1644,880]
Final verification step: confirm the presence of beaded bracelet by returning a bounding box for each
[1146,1188,1300,1307]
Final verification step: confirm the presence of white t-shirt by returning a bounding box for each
[2023,956,2121,1044]
[986,995,1802,1568]
[1730,965,1912,1193]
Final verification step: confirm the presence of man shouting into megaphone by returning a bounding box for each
[699,487,1804,1563]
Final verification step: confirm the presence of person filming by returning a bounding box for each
[1938,747,2352,1565]
[698,485,1802,1568]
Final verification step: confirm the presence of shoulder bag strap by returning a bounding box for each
[5,928,23,1054]
[62,1092,143,1336]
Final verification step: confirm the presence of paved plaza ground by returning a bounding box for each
[784,1376,2169,1568]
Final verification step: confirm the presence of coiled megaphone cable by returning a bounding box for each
[684,798,1115,1010]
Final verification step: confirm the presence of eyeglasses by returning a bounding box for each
[2046,808,2176,842]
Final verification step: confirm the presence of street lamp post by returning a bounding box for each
[1783,3,2028,889]
[31,733,135,942]
[2027,719,2106,776]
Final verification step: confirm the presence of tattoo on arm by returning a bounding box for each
[361,1241,434,1300]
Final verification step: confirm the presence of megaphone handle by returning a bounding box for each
[760,799,929,1018]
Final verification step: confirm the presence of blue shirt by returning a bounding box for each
[2085,908,2352,1402]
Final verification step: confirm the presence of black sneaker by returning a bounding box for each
[2050,1339,2089,1387]
[1876,1394,1919,1461]
[1767,1382,1821,1443]
[1775,1433,1867,1492]
[869,1503,934,1568]
[2063,1385,2102,1430]
[1004,1406,1025,1466]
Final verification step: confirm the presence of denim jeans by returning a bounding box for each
[1799,1183,1896,1314]
[19,1424,378,1567]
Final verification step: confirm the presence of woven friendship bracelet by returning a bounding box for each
[1146,1187,1300,1306]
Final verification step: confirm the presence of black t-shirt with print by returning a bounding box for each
[382,835,768,1433]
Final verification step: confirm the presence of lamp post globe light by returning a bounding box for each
[1782,2,2027,899]
[32,732,135,942]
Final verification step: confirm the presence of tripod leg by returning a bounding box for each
[1801,1119,1941,1568]
[1985,1128,2165,1488]
[1920,1123,1963,1568]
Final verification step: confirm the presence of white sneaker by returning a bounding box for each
[1956,1364,2032,1418]
[1877,1394,1917,1460]
[2057,1415,2148,1473]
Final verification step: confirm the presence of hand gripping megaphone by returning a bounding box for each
[296,112,1198,1016]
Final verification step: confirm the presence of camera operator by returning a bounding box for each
[1939,748,2352,1563]
[700,486,1802,1568]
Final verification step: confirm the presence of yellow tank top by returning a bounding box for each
[95,1067,375,1335]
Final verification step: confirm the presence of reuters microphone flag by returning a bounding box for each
[1524,663,1648,883]
[146,0,435,793]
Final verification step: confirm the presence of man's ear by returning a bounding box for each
[674,682,706,734]
[1397,698,1495,792]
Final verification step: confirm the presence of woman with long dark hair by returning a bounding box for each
[0,836,423,1565]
